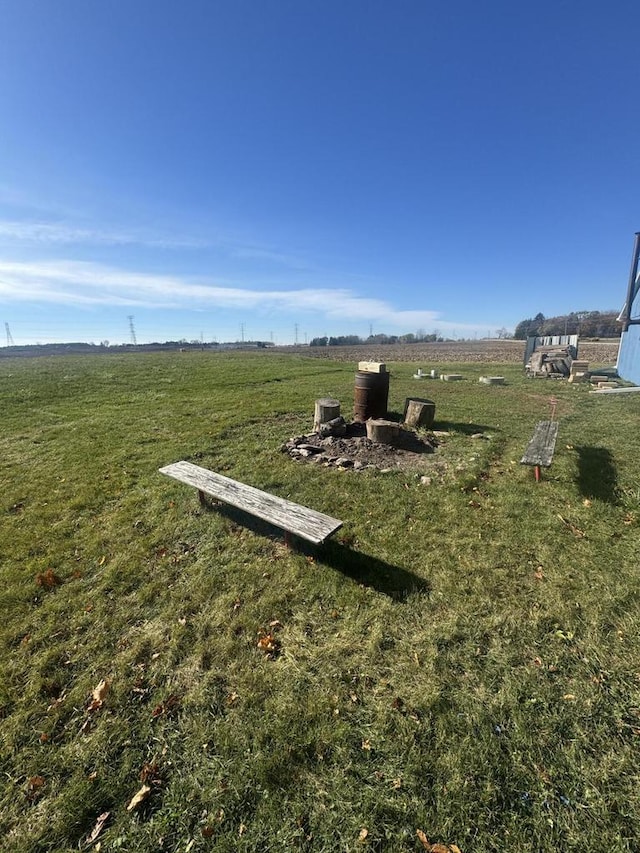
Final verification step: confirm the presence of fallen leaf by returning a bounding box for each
[257,632,281,658]
[201,826,214,838]
[26,776,45,798]
[85,811,111,845]
[415,832,460,852]
[139,762,163,786]
[35,568,62,589]
[416,830,431,850]
[583,499,592,507]
[99,555,106,566]
[358,827,369,842]
[151,693,180,719]
[87,679,110,713]
[563,694,576,701]
[534,567,544,580]
[238,823,246,836]
[126,783,151,811]
[361,739,371,751]
[39,732,49,743]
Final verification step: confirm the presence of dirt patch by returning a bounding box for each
[281,420,439,472]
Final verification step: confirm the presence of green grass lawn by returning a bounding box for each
[1,351,639,852]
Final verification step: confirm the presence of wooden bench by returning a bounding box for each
[159,461,343,545]
[520,421,559,482]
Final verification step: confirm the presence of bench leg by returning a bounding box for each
[198,489,207,507]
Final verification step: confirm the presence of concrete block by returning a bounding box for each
[358,361,386,373]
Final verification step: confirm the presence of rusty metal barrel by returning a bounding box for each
[353,370,390,421]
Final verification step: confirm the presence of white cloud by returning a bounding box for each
[0,257,470,329]
[0,220,207,249]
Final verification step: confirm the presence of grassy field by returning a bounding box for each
[1,350,639,852]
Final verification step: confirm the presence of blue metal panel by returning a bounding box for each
[617,326,640,385]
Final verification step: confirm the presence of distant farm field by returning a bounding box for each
[1,350,638,852]
[288,339,620,365]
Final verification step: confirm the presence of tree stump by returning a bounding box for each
[366,418,401,445]
[314,398,340,431]
[403,398,435,429]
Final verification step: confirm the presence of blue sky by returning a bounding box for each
[1,0,639,345]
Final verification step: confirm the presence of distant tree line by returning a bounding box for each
[513,311,620,340]
[310,332,444,347]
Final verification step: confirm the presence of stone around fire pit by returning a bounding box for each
[318,416,347,437]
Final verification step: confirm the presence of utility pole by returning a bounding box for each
[5,323,15,346]
[127,315,137,345]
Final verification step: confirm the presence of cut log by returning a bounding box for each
[403,398,435,429]
[314,398,340,431]
[366,418,401,445]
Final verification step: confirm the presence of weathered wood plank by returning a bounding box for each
[520,421,559,467]
[159,461,343,544]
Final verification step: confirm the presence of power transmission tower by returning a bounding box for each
[5,323,15,346]
[294,323,299,345]
[128,315,137,345]
[240,323,245,342]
